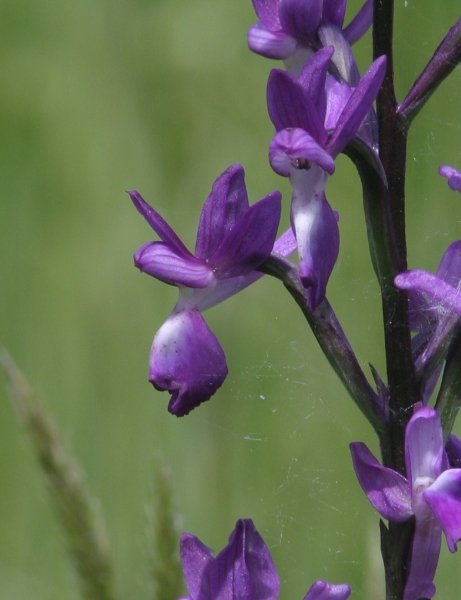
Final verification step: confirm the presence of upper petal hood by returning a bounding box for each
[195,165,250,261]
[207,520,280,600]
[209,191,282,279]
[405,407,446,486]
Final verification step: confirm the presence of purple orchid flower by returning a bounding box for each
[394,165,461,324]
[395,241,461,321]
[267,49,386,309]
[248,0,372,77]
[350,406,461,600]
[129,164,283,417]
[180,519,351,600]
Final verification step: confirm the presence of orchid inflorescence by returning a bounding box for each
[128,1,461,599]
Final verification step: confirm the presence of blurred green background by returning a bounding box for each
[1,0,461,598]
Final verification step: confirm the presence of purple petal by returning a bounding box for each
[439,164,461,193]
[251,0,281,30]
[207,520,280,600]
[267,69,327,144]
[128,190,191,258]
[395,270,461,317]
[181,533,214,600]
[273,226,297,256]
[324,77,354,131]
[326,55,386,157]
[423,469,461,552]
[318,24,360,86]
[197,227,297,312]
[134,242,213,288]
[343,0,373,45]
[209,191,282,278]
[248,23,297,59]
[279,0,322,45]
[198,274,262,312]
[195,165,250,261]
[269,128,335,176]
[322,0,347,28]
[405,407,445,485]
[403,515,441,600]
[350,442,413,522]
[289,166,339,309]
[149,309,228,416]
[303,580,351,600]
[298,47,334,121]
[446,434,461,468]
[436,240,461,288]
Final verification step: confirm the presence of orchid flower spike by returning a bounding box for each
[351,406,461,600]
[180,519,351,600]
[129,165,282,416]
[248,0,372,78]
[267,50,386,308]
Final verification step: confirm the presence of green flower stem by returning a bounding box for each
[260,256,385,434]
[1,349,115,600]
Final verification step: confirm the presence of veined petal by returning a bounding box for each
[303,580,351,600]
[324,77,354,131]
[439,165,461,193]
[326,55,386,157]
[279,0,322,45]
[128,190,191,257]
[267,69,327,144]
[251,0,281,30]
[248,23,297,59]
[181,533,214,600]
[395,270,461,317]
[423,468,461,552]
[149,309,228,416]
[318,24,360,86]
[269,128,335,176]
[403,515,441,600]
[134,242,213,288]
[195,165,250,261]
[405,407,445,485]
[350,442,413,522]
[209,191,282,279]
[343,0,373,45]
[322,0,347,28]
[206,520,280,600]
[298,47,334,121]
